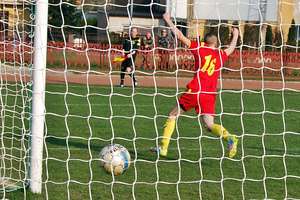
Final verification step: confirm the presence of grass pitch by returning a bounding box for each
[4,83,300,199]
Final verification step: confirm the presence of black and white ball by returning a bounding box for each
[99,144,131,176]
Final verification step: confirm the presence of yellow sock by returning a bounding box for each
[211,124,230,141]
[160,118,176,151]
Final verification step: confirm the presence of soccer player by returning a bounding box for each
[120,27,140,87]
[152,13,240,158]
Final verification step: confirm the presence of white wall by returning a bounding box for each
[108,17,159,32]
[167,0,188,19]
[193,0,278,21]
[295,0,300,24]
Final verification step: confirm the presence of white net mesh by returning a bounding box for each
[1,0,300,199]
[0,0,34,193]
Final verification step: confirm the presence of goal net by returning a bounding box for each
[1,0,300,199]
[0,0,33,193]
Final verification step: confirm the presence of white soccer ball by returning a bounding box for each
[99,144,131,176]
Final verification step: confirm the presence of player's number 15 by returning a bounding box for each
[201,55,216,76]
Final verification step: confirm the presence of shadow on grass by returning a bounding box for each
[45,137,103,152]
[46,137,179,161]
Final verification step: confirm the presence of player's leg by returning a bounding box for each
[126,66,137,87]
[120,60,126,87]
[120,59,129,87]
[199,94,239,158]
[127,56,138,87]
[151,105,184,156]
[201,115,228,139]
[152,91,195,156]
[158,105,185,156]
[201,114,238,158]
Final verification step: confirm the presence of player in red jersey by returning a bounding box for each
[152,13,240,158]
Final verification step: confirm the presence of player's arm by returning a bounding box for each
[224,27,239,56]
[131,38,140,56]
[163,12,191,47]
[121,39,126,56]
[122,39,133,58]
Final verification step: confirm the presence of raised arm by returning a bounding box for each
[224,27,239,56]
[163,12,191,47]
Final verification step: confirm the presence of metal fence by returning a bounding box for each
[1,41,300,79]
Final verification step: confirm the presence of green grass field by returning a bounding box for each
[3,83,300,199]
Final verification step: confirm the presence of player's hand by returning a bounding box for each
[163,12,171,21]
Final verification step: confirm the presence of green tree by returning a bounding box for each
[243,22,260,48]
[287,19,296,47]
[265,25,273,51]
[219,20,230,46]
[273,28,283,50]
[48,0,83,41]
[49,0,83,27]
[243,23,252,47]
[87,18,97,26]
[204,20,218,36]
[203,20,229,46]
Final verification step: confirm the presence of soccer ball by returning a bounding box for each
[99,144,131,176]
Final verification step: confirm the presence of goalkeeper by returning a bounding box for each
[120,27,140,87]
[152,13,240,158]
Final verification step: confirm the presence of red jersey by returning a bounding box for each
[187,41,228,93]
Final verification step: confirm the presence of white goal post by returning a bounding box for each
[29,0,48,194]
[0,0,48,194]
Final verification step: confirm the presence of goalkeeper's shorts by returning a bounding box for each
[121,54,137,71]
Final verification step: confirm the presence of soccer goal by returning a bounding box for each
[1,0,300,199]
[0,0,47,194]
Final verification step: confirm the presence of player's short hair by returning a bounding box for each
[204,32,218,46]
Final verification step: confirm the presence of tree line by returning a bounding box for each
[47,1,299,52]
[204,19,299,52]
